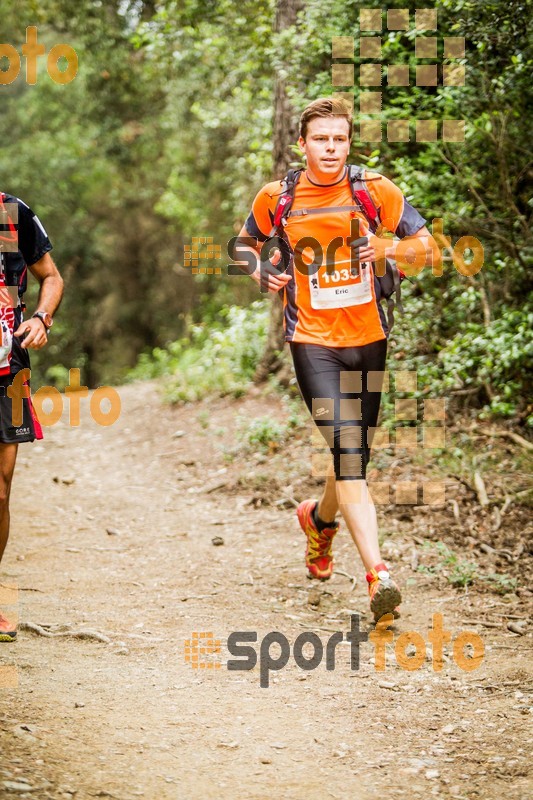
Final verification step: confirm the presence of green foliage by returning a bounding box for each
[237,415,287,453]
[0,0,529,422]
[0,0,196,387]
[236,396,307,453]
[418,541,479,587]
[381,290,533,422]
[285,0,532,424]
[129,300,270,402]
[434,311,532,420]
[481,573,518,595]
[417,540,517,592]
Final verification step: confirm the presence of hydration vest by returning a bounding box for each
[269,165,407,332]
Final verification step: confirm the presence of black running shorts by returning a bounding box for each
[290,339,387,480]
[0,374,43,444]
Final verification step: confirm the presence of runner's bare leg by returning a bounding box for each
[316,461,338,522]
[316,458,382,572]
[0,444,19,563]
[337,479,382,572]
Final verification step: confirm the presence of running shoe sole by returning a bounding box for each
[0,631,16,642]
[370,580,402,622]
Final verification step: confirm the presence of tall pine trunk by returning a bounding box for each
[254,0,302,385]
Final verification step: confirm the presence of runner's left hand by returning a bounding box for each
[349,236,376,264]
[14,318,48,350]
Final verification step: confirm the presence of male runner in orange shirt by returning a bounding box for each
[236,98,440,621]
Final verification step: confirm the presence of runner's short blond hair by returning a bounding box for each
[299,97,353,141]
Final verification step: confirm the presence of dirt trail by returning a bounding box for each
[0,382,531,800]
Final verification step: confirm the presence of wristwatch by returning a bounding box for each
[32,311,54,333]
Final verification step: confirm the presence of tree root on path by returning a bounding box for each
[334,570,357,590]
[472,426,533,452]
[19,621,110,644]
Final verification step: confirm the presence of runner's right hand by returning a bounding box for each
[251,249,292,293]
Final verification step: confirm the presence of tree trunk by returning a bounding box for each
[254,0,302,386]
[272,0,301,178]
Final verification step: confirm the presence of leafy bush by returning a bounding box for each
[128,301,270,402]
[237,416,287,453]
[236,397,308,454]
[381,285,532,424]
[417,541,479,587]
[417,540,517,593]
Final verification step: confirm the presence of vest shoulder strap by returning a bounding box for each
[269,168,303,237]
[347,164,381,233]
[271,165,383,234]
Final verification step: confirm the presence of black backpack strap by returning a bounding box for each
[0,192,15,275]
[268,168,303,238]
[0,194,24,308]
[347,166,407,332]
[385,263,405,332]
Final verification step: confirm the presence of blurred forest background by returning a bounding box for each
[0,0,531,424]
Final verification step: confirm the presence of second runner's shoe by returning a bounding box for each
[297,499,339,580]
[366,562,402,622]
[0,613,17,642]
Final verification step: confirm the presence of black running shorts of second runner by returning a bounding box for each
[290,339,387,480]
[0,374,43,444]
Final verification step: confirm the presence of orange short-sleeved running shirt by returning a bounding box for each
[244,168,425,347]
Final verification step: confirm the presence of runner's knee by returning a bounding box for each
[0,485,11,507]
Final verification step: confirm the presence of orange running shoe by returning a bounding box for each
[366,563,402,622]
[297,499,339,580]
[0,612,17,642]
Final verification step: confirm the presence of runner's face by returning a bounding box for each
[298,117,351,183]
